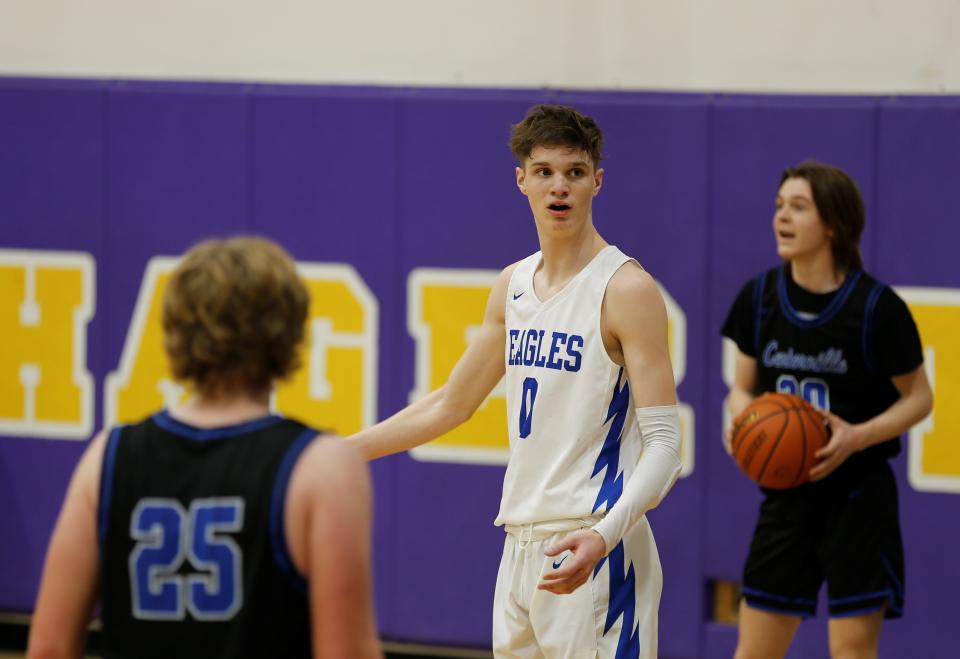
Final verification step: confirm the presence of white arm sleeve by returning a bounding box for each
[591,404,682,552]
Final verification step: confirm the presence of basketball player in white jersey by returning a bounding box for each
[350,104,682,658]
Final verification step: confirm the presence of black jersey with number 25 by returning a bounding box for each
[97,411,317,659]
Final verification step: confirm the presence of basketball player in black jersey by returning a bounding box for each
[721,162,933,659]
[28,237,381,659]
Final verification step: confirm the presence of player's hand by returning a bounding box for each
[809,411,863,481]
[722,426,734,455]
[538,530,606,595]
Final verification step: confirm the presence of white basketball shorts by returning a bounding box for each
[492,515,662,659]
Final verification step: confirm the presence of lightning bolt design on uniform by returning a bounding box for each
[591,367,641,658]
[592,367,630,514]
[596,542,641,659]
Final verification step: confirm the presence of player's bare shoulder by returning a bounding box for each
[486,260,524,322]
[605,260,665,315]
[601,261,668,356]
[297,434,369,492]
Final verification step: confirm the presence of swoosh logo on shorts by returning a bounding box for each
[552,555,568,570]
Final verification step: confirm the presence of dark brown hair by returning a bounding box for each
[780,160,865,271]
[162,236,309,397]
[509,104,604,167]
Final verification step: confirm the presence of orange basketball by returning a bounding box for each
[730,392,830,489]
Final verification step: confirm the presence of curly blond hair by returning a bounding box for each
[162,236,309,396]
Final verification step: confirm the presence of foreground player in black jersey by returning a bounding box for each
[722,162,933,659]
[28,237,381,659]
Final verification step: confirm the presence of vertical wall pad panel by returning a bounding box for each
[0,79,105,611]
[101,83,249,420]
[876,99,960,286]
[874,98,960,659]
[563,92,710,659]
[250,85,401,634]
[391,90,539,647]
[392,90,711,656]
[705,96,876,583]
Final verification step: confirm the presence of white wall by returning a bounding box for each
[2,0,959,93]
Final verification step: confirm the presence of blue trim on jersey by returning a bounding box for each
[740,586,817,606]
[152,410,283,441]
[593,541,641,659]
[591,368,630,513]
[862,282,885,373]
[830,601,891,618]
[880,553,904,598]
[269,429,316,594]
[829,589,891,606]
[829,589,901,618]
[752,271,768,354]
[777,266,862,328]
[97,427,124,549]
[742,597,816,619]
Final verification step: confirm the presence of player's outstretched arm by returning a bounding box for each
[27,432,105,659]
[540,265,681,594]
[288,437,383,659]
[350,265,514,460]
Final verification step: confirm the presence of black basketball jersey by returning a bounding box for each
[97,411,317,659]
[722,265,924,466]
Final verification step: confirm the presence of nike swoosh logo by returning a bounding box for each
[552,555,568,570]
[513,292,524,300]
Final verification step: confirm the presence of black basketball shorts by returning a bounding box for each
[741,460,905,619]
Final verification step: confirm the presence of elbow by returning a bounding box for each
[433,385,475,428]
[920,388,934,420]
[449,405,475,428]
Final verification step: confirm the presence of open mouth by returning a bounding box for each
[548,203,571,213]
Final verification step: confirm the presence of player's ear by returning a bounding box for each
[593,167,604,196]
[516,166,527,195]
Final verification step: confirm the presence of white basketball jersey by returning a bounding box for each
[494,245,643,527]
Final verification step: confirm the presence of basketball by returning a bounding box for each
[730,392,830,489]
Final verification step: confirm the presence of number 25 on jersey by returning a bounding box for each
[130,497,244,621]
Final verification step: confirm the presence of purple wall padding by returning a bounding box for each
[1,77,958,659]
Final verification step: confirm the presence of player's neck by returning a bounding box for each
[788,253,846,293]
[170,388,272,428]
[536,227,607,286]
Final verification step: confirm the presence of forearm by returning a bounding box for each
[350,387,468,460]
[314,617,382,659]
[26,636,87,659]
[726,386,755,420]
[591,405,682,552]
[855,384,933,451]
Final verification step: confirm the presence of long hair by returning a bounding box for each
[780,161,865,271]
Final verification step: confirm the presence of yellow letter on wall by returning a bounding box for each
[899,287,960,494]
[273,264,378,436]
[408,269,508,464]
[105,258,377,436]
[0,250,95,440]
[105,257,180,426]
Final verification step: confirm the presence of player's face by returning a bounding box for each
[516,146,603,234]
[773,177,833,263]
